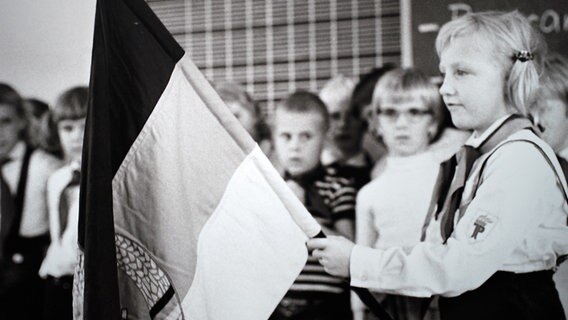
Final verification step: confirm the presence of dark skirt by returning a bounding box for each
[439,270,565,320]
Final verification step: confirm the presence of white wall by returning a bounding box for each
[0,0,96,105]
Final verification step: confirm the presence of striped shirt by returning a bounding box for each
[284,165,356,298]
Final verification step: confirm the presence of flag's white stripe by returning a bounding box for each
[112,54,254,305]
[179,57,322,238]
[111,54,322,319]
[181,146,310,319]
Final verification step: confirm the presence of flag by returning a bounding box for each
[77,0,322,318]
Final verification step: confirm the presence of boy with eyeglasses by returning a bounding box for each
[351,68,444,320]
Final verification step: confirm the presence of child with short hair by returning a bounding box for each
[351,65,396,163]
[38,86,88,320]
[533,52,568,319]
[308,11,568,320]
[270,90,355,319]
[0,83,62,319]
[319,75,372,191]
[353,67,444,320]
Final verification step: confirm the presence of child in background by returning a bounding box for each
[353,68,444,320]
[0,83,61,319]
[308,11,568,320]
[22,98,50,150]
[351,65,396,164]
[534,53,568,161]
[319,75,372,190]
[215,81,273,157]
[532,52,568,319]
[270,90,355,319]
[38,86,88,320]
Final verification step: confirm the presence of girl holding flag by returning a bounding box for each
[308,10,568,320]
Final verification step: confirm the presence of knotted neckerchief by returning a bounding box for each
[425,115,535,242]
[0,147,33,260]
[59,169,81,237]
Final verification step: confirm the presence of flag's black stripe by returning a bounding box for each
[106,0,184,175]
[79,0,185,319]
[150,285,175,319]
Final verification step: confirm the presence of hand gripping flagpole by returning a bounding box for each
[313,231,393,320]
[251,150,393,320]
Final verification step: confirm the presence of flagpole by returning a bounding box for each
[313,231,393,320]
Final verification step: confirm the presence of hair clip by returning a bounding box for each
[513,50,534,62]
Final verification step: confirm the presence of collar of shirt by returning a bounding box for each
[465,114,513,148]
[283,164,326,189]
[558,147,568,161]
[2,141,26,188]
[321,147,369,167]
[342,151,370,167]
[68,160,81,172]
[7,141,26,163]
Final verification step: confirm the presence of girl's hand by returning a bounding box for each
[307,236,354,278]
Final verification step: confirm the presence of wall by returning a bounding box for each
[0,0,96,105]
[404,0,568,80]
[149,0,401,115]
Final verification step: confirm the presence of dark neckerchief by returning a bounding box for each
[428,114,535,242]
[1,146,34,259]
[283,165,326,189]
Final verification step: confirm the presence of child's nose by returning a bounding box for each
[439,78,455,96]
[73,128,84,140]
[289,137,301,150]
[394,113,410,126]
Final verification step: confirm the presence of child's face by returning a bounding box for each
[534,97,568,153]
[273,109,326,176]
[376,96,435,157]
[327,101,366,156]
[227,102,257,138]
[0,104,25,159]
[439,36,509,133]
[57,117,86,163]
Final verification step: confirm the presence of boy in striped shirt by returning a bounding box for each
[270,90,356,319]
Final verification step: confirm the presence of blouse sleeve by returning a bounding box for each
[349,142,566,297]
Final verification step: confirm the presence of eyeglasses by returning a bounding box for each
[376,108,433,123]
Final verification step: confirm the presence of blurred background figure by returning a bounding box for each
[22,98,50,149]
[215,81,273,156]
[39,86,88,320]
[0,82,61,319]
[354,68,444,320]
[271,90,355,319]
[350,65,396,166]
[319,75,371,190]
[532,52,568,319]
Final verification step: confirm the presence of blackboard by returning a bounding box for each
[406,0,568,79]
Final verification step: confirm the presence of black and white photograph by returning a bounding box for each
[0,0,567,319]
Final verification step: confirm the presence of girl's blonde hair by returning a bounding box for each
[435,11,547,115]
[319,74,355,113]
[372,68,444,141]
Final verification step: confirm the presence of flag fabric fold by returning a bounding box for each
[77,0,321,319]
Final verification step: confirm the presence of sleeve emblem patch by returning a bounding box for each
[469,214,497,242]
